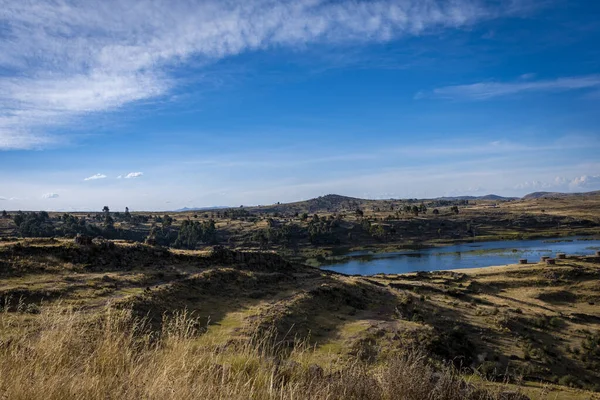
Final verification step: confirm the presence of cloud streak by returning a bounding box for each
[42,193,59,199]
[84,173,107,181]
[422,75,600,100]
[0,0,524,149]
[124,172,143,179]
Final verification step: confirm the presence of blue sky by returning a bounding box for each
[1,0,599,211]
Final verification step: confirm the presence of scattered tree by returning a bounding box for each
[104,214,114,229]
[13,211,55,237]
[162,214,173,229]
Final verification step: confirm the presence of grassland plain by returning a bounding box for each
[1,238,600,399]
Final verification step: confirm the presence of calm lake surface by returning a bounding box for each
[320,237,600,276]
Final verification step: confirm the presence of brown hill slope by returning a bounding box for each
[1,239,600,398]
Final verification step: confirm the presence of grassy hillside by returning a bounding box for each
[1,238,599,398]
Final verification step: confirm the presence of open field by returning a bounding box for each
[1,238,600,398]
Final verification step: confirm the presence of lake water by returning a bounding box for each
[320,237,600,276]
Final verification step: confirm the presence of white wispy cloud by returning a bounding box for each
[519,73,536,80]
[42,193,59,199]
[0,0,526,149]
[569,175,600,190]
[422,74,600,100]
[84,173,107,181]
[124,172,143,179]
[514,174,600,192]
[0,196,6,201]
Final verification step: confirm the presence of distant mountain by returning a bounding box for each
[479,194,519,201]
[249,193,518,215]
[434,194,517,201]
[174,206,230,212]
[522,190,600,200]
[172,190,600,214]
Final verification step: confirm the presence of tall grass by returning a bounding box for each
[0,306,523,400]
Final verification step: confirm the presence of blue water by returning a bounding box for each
[321,237,600,276]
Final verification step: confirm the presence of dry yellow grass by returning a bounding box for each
[0,305,527,400]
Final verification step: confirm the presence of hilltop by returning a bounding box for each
[247,194,365,214]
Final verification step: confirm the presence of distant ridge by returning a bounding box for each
[170,190,600,213]
[433,194,517,201]
[522,190,600,200]
[252,194,364,214]
[174,206,230,212]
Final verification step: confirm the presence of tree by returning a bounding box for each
[355,209,364,218]
[13,211,24,227]
[14,211,55,237]
[370,224,386,241]
[102,206,110,214]
[451,205,460,214]
[104,214,114,228]
[411,205,419,216]
[466,223,474,238]
[1,210,7,218]
[124,207,131,221]
[432,209,440,215]
[162,214,173,229]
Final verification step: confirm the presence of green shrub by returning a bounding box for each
[558,374,580,388]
